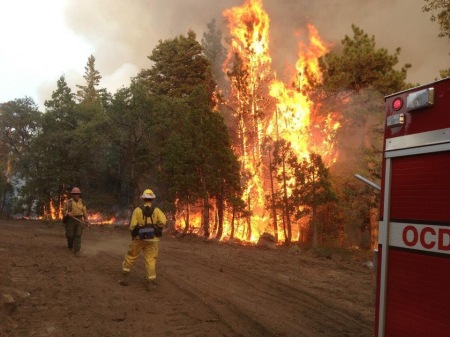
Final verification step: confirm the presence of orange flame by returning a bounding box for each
[224,0,271,63]
[269,24,341,165]
[42,199,63,220]
[88,212,116,225]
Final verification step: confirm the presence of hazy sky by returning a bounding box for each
[0,0,448,108]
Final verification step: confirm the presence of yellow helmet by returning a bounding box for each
[141,189,156,199]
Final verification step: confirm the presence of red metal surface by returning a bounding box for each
[385,249,450,337]
[390,152,450,222]
[381,152,450,335]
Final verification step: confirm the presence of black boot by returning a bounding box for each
[119,272,130,286]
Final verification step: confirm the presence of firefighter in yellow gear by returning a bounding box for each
[62,187,89,256]
[120,189,166,291]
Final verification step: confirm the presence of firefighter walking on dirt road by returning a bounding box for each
[62,187,89,256]
[120,188,166,291]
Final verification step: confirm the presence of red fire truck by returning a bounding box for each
[375,77,450,336]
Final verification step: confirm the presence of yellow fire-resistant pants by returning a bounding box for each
[121,239,159,280]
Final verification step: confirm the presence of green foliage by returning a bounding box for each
[318,24,411,95]
[159,97,202,204]
[30,76,79,211]
[0,97,43,214]
[293,153,336,213]
[293,153,337,246]
[0,97,41,175]
[76,55,105,103]
[269,141,336,245]
[423,0,450,39]
[270,139,299,242]
[422,1,450,79]
[202,19,227,86]
[135,30,241,232]
[159,85,242,233]
[107,80,169,207]
[71,56,111,208]
[439,67,450,79]
[106,76,241,231]
[139,30,215,99]
[0,97,41,166]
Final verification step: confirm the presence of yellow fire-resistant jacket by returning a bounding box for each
[63,198,88,220]
[129,202,166,241]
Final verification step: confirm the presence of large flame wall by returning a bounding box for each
[219,0,340,243]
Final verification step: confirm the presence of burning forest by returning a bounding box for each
[32,0,342,244]
[1,0,418,249]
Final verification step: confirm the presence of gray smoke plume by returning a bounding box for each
[60,0,448,97]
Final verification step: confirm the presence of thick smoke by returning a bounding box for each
[62,0,448,96]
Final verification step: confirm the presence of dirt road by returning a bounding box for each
[0,220,374,337]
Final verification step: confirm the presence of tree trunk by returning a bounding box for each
[230,207,236,240]
[246,195,252,241]
[268,150,278,243]
[312,206,318,247]
[182,201,190,235]
[282,212,287,243]
[282,158,291,243]
[216,195,224,239]
[312,171,318,247]
[203,194,210,237]
[1,189,6,214]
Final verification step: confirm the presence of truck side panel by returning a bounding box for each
[385,152,450,336]
[385,249,450,337]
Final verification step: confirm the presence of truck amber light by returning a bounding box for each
[387,113,404,128]
[392,98,403,111]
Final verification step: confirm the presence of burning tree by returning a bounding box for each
[222,0,341,243]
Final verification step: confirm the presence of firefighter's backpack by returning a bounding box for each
[137,206,163,239]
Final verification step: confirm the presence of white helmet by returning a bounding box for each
[71,187,81,194]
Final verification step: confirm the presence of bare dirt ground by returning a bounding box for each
[0,220,375,337]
